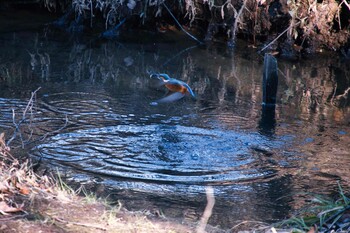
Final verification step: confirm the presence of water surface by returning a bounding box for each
[0,15,349,229]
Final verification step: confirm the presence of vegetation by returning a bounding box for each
[37,0,350,56]
[2,0,349,55]
[277,184,350,233]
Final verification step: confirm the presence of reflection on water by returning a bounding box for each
[0,27,349,229]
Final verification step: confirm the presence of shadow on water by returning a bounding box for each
[0,22,350,228]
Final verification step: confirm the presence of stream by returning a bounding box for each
[0,12,349,229]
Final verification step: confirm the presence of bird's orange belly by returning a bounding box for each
[165,84,187,93]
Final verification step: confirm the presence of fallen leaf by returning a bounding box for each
[0,181,9,193]
[0,224,8,231]
[307,226,316,233]
[0,201,22,215]
[16,183,30,195]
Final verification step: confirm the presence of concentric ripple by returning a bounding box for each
[32,124,290,185]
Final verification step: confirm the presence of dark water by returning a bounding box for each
[0,13,350,229]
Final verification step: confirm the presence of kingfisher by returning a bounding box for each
[150,73,196,103]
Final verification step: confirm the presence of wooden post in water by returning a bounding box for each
[259,53,278,135]
[262,53,278,105]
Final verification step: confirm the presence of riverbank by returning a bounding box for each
[0,132,235,233]
[0,132,291,233]
[2,133,350,232]
[0,132,200,233]
[1,0,350,57]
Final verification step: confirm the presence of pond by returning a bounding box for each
[0,12,349,230]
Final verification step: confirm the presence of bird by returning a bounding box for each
[149,73,196,104]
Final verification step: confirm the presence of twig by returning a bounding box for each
[336,87,350,99]
[341,0,350,11]
[7,87,41,148]
[52,216,107,231]
[162,3,203,44]
[22,87,41,121]
[259,22,300,53]
[24,87,40,146]
[22,114,69,148]
[5,87,67,148]
[230,220,269,230]
[330,83,337,105]
[7,109,20,147]
[0,213,29,221]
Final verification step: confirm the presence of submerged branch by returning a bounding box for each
[38,114,69,143]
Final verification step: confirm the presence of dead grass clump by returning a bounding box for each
[287,0,350,51]
[0,132,197,233]
[0,132,54,216]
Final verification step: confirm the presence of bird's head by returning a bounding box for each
[150,73,171,82]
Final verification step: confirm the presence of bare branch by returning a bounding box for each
[163,2,203,44]
[259,22,301,53]
[5,87,68,149]
[7,87,41,148]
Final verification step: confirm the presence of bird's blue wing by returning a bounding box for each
[183,83,196,98]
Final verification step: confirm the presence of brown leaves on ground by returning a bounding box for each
[1,192,198,233]
[0,201,23,215]
[0,132,54,217]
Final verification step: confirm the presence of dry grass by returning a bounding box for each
[59,0,349,51]
[0,132,198,233]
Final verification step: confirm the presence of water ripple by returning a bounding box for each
[32,124,289,185]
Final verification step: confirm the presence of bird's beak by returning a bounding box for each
[150,73,160,79]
